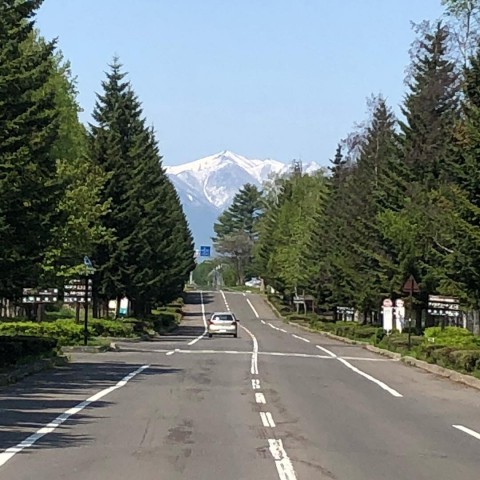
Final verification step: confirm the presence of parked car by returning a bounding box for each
[208,311,238,338]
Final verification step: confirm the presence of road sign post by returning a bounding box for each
[402,275,420,350]
[82,256,95,346]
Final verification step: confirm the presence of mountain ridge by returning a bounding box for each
[165,150,321,247]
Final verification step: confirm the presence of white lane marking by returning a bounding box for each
[166,350,175,356]
[0,365,149,468]
[316,345,402,397]
[316,345,337,357]
[268,322,277,330]
[246,298,260,318]
[240,323,259,375]
[260,412,276,428]
[279,328,288,333]
[220,290,259,375]
[188,290,208,346]
[261,320,266,325]
[259,352,333,359]
[453,425,480,441]
[337,358,403,397]
[268,439,298,480]
[252,379,261,389]
[255,392,266,404]
[175,349,249,355]
[292,334,310,343]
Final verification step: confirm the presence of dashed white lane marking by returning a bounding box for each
[292,334,310,343]
[252,379,261,389]
[268,439,298,480]
[246,297,260,318]
[260,412,276,428]
[255,392,266,404]
[166,350,175,356]
[261,320,266,324]
[0,365,150,468]
[453,425,480,441]
[278,328,288,333]
[317,345,403,397]
[188,290,208,346]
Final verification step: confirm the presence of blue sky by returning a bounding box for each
[36,0,445,167]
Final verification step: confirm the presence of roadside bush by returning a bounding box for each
[89,319,134,338]
[424,326,480,348]
[0,335,58,367]
[152,311,180,333]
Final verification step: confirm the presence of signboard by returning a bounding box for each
[336,306,354,321]
[22,288,58,304]
[382,299,394,332]
[200,246,211,257]
[64,279,92,304]
[428,295,460,317]
[395,299,405,332]
[84,256,95,273]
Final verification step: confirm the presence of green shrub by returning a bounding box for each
[0,335,58,367]
[424,326,480,348]
[89,319,134,338]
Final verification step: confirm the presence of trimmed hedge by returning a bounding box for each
[0,335,58,367]
[0,319,136,345]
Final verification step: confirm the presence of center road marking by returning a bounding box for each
[316,345,403,397]
[252,379,261,389]
[255,392,266,404]
[292,334,310,343]
[260,412,276,427]
[453,425,480,441]
[268,439,298,480]
[188,290,208,346]
[0,365,150,468]
[221,290,259,374]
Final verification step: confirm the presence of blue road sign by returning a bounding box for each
[200,246,211,257]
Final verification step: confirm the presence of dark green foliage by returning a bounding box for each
[0,0,61,298]
[0,335,58,367]
[90,60,194,316]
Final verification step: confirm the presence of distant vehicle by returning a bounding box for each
[208,311,238,338]
[244,277,261,287]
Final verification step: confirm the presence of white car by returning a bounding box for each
[208,312,238,338]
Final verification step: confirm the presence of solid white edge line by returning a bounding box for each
[246,298,260,318]
[316,345,337,357]
[0,365,150,468]
[337,358,403,398]
[453,425,480,441]
[268,439,298,480]
[255,392,266,404]
[188,290,208,346]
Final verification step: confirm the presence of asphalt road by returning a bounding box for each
[1,290,480,479]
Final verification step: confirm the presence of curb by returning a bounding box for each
[401,356,480,390]
[0,355,69,387]
[260,296,480,390]
[61,345,111,354]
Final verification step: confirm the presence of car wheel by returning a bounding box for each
[233,332,238,338]
[208,333,213,338]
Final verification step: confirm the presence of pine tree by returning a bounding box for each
[0,0,61,298]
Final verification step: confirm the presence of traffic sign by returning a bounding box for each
[200,246,211,257]
[402,275,420,294]
[383,298,393,308]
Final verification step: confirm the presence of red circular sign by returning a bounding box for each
[383,298,393,308]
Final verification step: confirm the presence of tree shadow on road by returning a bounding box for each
[0,362,180,453]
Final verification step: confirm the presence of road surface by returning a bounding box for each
[1,290,480,479]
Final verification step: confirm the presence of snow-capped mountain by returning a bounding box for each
[165,150,321,247]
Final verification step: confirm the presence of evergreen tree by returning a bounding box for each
[0,0,61,298]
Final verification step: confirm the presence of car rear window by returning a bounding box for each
[213,314,234,321]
